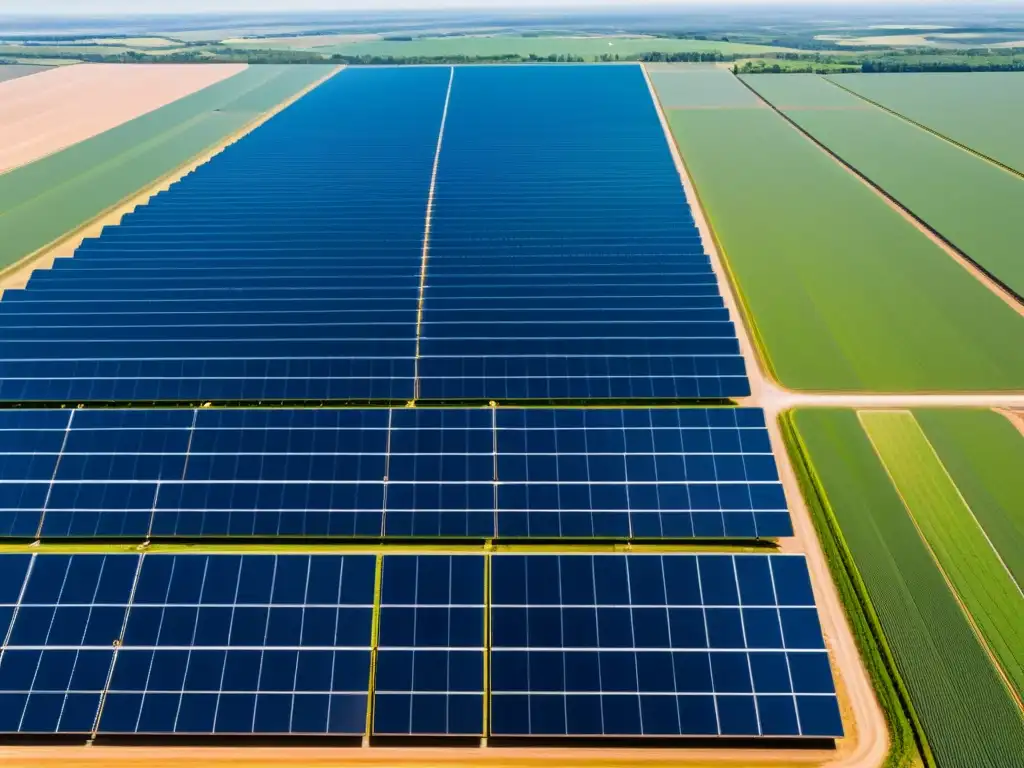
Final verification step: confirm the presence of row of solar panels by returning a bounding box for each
[0,65,748,403]
[0,407,791,540]
[0,552,841,739]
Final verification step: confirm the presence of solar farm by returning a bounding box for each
[0,58,1021,768]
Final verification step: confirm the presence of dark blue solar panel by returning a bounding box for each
[496,408,789,538]
[0,407,789,541]
[0,67,449,403]
[0,554,138,733]
[373,555,485,736]
[489,554,841,738]
[418,65,748,400]
[98,553,375,735]
[384,409,495,538]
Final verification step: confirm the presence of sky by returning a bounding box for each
[2,0,976,14]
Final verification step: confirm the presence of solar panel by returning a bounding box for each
[98,553,375,735]
[496,408,789,539]
[489,554,842,738]
[0,554,137,733]
[418,65,749,400]
[385,409,495,538]
[373,555,485,736]
[0,407,789,541]
[0,67,450,402]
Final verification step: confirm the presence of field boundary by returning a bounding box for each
[640,63,782,391]
[858,410,1024,715]
[734,73,1023,308]
[0,65,342,292]
[778,410,932,768]
[823,77,1024,184]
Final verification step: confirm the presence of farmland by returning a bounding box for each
[0,63,246,173]
[915,409,1024,586]
[0,63,48,83]
[655,71,1024,391]
[829,73,1024,174]
[789,408,1024,768]
[859,410,1024,704]
[232,33,791,59]
[0,64,333,272]
[745,73,1024,297]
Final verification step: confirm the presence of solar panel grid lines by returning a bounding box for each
[97,552,378,736]
[0,67,453,403]
[0,64,749,406]
[0,552,841,741]
[372,554,486,737]
[487,553,842,739]
[418,65,749,401]
[0,407,791,542]
[0,553,142,734]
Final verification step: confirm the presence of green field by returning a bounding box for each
[790,408,1024,768]
[0,64,333,272]
[745,74,1024,296]
[649,68,765,108]
[860,410,1024,703]
[286,34,788,59]
[915,409,1024,587]
[657,73,1024,391]
[829,73,1024,175]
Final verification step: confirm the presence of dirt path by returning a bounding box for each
[0,63,248,174]
[0,744,839,768]
[642,63,890,768]
[997,408,1024,438]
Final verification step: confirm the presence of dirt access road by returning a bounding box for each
[0,63,247,173]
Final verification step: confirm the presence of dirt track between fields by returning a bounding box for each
[642,64,889,768]
[0,63,247,173]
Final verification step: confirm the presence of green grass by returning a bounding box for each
[792,408,1024,768]
[779,411,923,768]
[914,409,1024,588]
[859,410,1024,703]
[829,73,1024,174]
[658,74,1024,391]
[296,34,789,59]
[650,69,765,107]
[744,74,1024,296]
[0,64,333,272]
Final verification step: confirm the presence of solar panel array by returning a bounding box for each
[421,66,748,399]
[0,68,450,402]
[490,554,841,738]
[0,407,791,541]
[0,65,747,404]
[0,64,840,747]
[0,552,840,738]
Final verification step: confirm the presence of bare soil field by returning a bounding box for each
[0,62,247,173]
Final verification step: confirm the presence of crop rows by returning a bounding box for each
[791,409,1024,768]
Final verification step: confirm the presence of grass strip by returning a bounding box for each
[779,410,924,768]
[787,408,1024,767]
[860,410,1024,704]
[914,409,1024,588]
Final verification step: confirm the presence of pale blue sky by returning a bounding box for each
[3,0,963,14]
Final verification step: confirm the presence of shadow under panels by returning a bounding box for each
[0,65,747,404]
[0,552,841,739]
[0,407,791,540]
